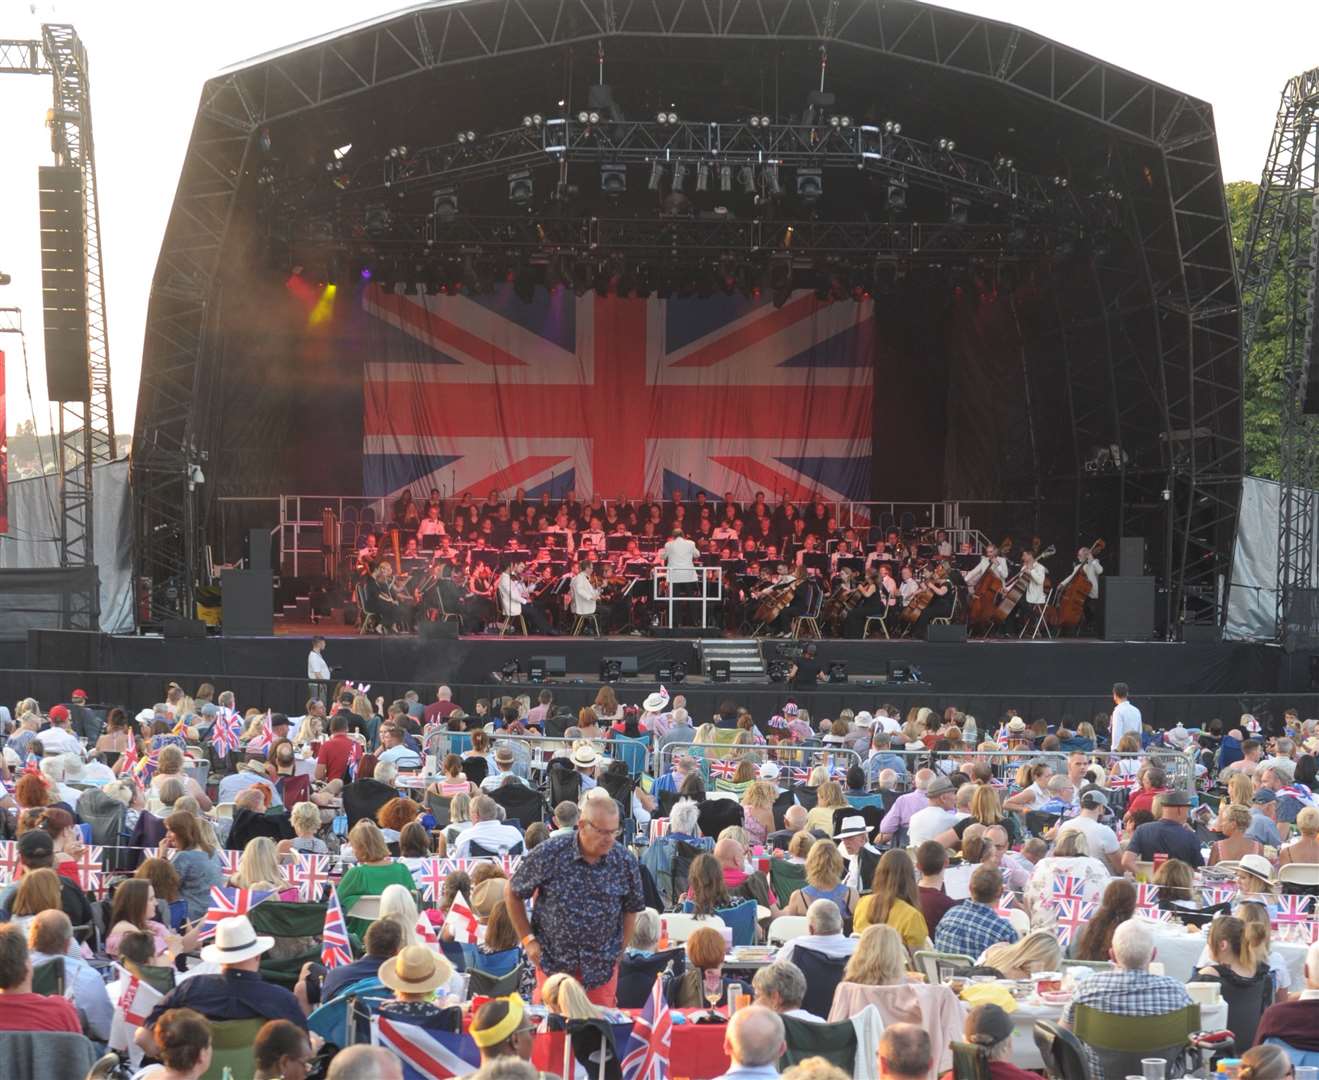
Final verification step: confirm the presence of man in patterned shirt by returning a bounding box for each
[1061,920,1192,1076]
[507,790,645,1007]
[932,866,1017,957]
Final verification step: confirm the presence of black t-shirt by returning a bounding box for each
[791,658,822,688]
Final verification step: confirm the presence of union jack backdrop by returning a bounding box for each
[360,285,874,503]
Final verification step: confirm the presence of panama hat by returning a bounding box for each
[643,689,670,713]
[199,915,275,965]
[833,815,869,840]
[571,744,600,768]
[378,945,454,994]
[1222,853,1274,885]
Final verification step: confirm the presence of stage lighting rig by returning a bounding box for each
[648,161,665,192]
[827,661,848,683]
[767,659,790,683]
[600,658,623,683]
[522,114,544,128]
[431,187,458,221]
[887,177,908,213]
[796,168,823,204]
[600,162,627,195]
[507,170,534,205]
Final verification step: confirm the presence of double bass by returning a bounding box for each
[991,545,1056,625]
[967,538,1012,628]
[1046,539,1106,630]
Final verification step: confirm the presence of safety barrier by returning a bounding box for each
[654,740,864,785]
[422,728,651,779]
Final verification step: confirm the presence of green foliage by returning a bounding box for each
[1227,179,1288,480]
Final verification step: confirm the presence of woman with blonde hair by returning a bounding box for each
[1192,915,1273,1047]
[1210,803,1263,865]
[285,800,329,856]
[841,924,908,987]
[541,971,601,1018]
[1238,1045,1291,1080]
[804,781,847,834]
[852,849,929,950]
[786,831,815,862]
[150,745,212,811]
[783,840,858,918]
[980,930,1062,979]
[941,783,1022,847]
[231,836,293,896]
[1279,805,1319,866]
[336,819,417,936]
[379,882,424,948]
[740,780,777,848]
[443,793,472,847]
[1228,772,1255,810]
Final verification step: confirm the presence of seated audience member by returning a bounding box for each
[933,866,1017,958]
[452,794,525,858]
[782,842,858,920]
[1237,1045,1293,1080]
[840,924,909,988]
[776,898,859,967]
[254,1019,315,1080]
[1073,878,1137,962]
[877,1022,933,1080]
[716,1005,786,1080]
[669,926,730,1008]
[1121,788,1203,870]
[286,800,330,855]
[1255,940,1319,1052]
[1190,914,1273,1048]
[326,1045,407,1079]
[752,959,822,1022]
[343,760,401,830]
[469,995,539,1071]
[914,840,958,939]
[136,915,308,1057]
[27,909,113,1040]
[320,917,405,1003]
[979,930,1062,979]
[337,820,418,937]
[377,945,456,1020]
[141,1007,214,1080]
[158,811,224,920]
[0,923,81,1032]
[853,848,929,950]
[0,829,93,926]
[954,1003,1038,1080]
[1061,920,1192,1076]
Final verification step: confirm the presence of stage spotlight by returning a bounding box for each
[994,154,1015,170]
[600,658,623,683]
[600,162,627,195]
[671,662,688,684]
[796,167,823,204]
[672,161,688,191]
[948,195,970,224]
[695,161,711,192]
[522,114,544,128]
[887,177,908,212]
[764,164,782,196]
[882,120,901,135]
[432,186,459,221]
[498,660,521,681]
[937,137,957,152]
[720,164,734,193]
[456,129,477,144]
[767,659,791,683]
[827,661,848,684]
[648,161,665,191]
[737,165,756,195]
[508,170,534,204]
[332,143,352,160]
[708,660,731,682]
[656,110,679,125]
[576,110,602,124]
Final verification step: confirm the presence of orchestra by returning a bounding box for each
[345,487,1107,641]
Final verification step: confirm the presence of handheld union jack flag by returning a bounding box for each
[199,886,274,941]
[1051,897,1096,948]
[416,858,448,904]
[321,888,353,969]
[621,974,673,1080]
[134,747,161,784]
[290,853,333,902]
[1050,874,1088,905]
[70,844,105,894]
[707,759,739,781]
[211,707,243,757]
[1270,894,1314,928]
[1135,884,1161,918]
[0,841,20,885]
[245,710,276,755]
[1202,883,1240,908]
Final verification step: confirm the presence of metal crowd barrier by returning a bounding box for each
[654,740,864,785]
[422,729,651,780]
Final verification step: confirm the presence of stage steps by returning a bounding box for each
[698,638,765,681]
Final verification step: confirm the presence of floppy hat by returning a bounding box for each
[494,746,515,765]
[1006,717,1027,733]
[378,945,454,994]
[1159,788,1192,806]
[642,690,670,713]
[199,915,275,965]
[834,815,869,840]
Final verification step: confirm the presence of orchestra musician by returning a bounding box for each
[1016,549,1049,633]
[417,505,446,544]
[964,544,1009,590]
[1058,546,1104,631]
[362,560,407,632]
[570,561,613,634]
[496,558,556,635]
[898,565,921,606]
[912,563,954,639]
[356,532,380,572]
[844,567,898,638]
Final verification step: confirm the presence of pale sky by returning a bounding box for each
[1,0,1317,438]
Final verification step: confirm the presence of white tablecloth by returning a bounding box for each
[1007,997,1228,1070]
[1144,920,1307,986]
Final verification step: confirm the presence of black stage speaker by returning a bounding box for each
[419,619,459,640]
[1182,624,1220,644]
[246,528,274,573]
[530,655,567,677]
[221,569,274,636]
[1103,576,1155,641]
[38,166,90,401]
[615,656,639,677]
[1119,536,1147,576]
[927,623,968,643]
[162,618,207,640]
[708,660,731,682]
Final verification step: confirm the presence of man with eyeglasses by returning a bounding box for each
[507,790,645,1007]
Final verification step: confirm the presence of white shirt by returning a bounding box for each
[1082,558,1103,597]
[965,556,1008,589]
[417,517,446,537]
[776,932,858,967]
[452,819,525,857]
[308,649,331,681]
[1056,813,1120,860]
[496,571,528,616]
[1111,700,1143,749]
[907,805,960,846]
[570,571,600,615]
[38,725,84,757]
[899,579,920,603]
[1022,562,1047,604]
[663,536,700,584]
[378,744,422,770]
[876,714,902,735]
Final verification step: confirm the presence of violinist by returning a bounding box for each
[363,560,404,632]
[496,558,555,635]
[570,560,612,633]
[1017,549,1049,633]
[965,544,1009,591]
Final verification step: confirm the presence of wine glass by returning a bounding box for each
[702,967,724,1017]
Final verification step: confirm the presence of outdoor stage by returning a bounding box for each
[8,630,1316,732]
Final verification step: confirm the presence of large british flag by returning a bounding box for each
[361,285,873,502]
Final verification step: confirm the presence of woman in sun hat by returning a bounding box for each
[377,945,457,1020]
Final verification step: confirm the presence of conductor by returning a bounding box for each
[662,526,700,627]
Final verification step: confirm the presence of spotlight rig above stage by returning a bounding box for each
[260,84,1123,301]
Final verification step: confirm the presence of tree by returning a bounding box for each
[1225,179,1289,480]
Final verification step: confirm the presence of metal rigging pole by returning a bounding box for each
[1237,68,1319,645]
[0,24,115,627]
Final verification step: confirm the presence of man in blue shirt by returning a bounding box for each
[933,866,1017,958]
[1247,789,1284,847]
[865,731,909,785]
[1121,787,1204,870]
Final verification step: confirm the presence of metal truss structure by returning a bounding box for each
[1237,68,1319,645]
[136,0,1243,629]
[1,25,115,628]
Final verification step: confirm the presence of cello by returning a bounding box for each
[967,539,1012,628]
[991,545,1055,625]
[900,563,948,626]
[753,568,804,627]
[1046,539,1105,630]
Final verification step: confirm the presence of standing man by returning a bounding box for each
[662,526,700,628]
[1110,682,1142,750]
[507,792,645,1007]
[307,636,331,705]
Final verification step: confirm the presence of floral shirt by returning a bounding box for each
[510,833,645,989]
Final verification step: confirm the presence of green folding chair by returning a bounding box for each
[247,900,332,989]
[913,949,975,984]
[769,859,807,905]
[31,957,65,997]
[201,1017,266,1080]
[1072,1002,1201,1079]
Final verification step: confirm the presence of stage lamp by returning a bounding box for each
[648,161,665,192]
[887,177,908,213]
[767,659,790,683]
[600,162,627,195]
[508,170,534,205]
[937,137,957,152]
[796,168,823,204]
[827,661,848,684]
[883,120,901,135]
[576,110,602,124]
[696,161,711,192]
[672,161,688,192]
[522,114,544,128]
[657,111,679,125]
[600,658,623,683]
[456,130,477,144]
[737,166,756,195]
[764,164,782,196]
[948,195,970,224]
[498,660,521,681]
[432,187,458,221]
[994,154,1015,170]
[720,164,733,193]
